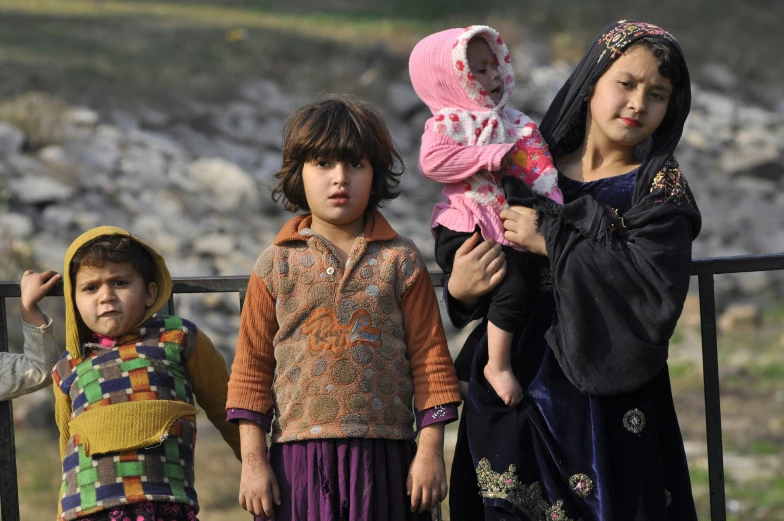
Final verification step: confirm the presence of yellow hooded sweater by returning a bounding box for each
[51,226,240,520]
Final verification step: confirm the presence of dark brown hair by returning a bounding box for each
[271,95,404,212]
[70,235,156,286]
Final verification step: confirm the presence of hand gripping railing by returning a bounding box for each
[1,252,783,521]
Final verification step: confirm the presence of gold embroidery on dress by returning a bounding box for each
[622,408,646,434]
[476,458,574,520]
[568,473,594,498]
[650,159,695,207]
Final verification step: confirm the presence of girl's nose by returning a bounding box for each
[332,163,349,185]
[629,90,647,113]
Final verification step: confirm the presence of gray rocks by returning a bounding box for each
[0,57,783,353]
[187,157,260,210]
[30,233,70,272]
[238,78,293,118]
[0,122,25,154]
[0,212,34,239]
[7,176,74,204]
[386,82,424,120]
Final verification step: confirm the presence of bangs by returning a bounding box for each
[294,103,380,164]
[272,95,403,213]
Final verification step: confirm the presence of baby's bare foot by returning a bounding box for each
[484,365,523,406]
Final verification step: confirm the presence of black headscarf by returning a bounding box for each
[503,20,702,396]
[540,20,693,205]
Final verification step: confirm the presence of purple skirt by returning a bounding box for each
[259,438,434,521]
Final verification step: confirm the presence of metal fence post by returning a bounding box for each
[0,296,21,521]
[698,274,727,521]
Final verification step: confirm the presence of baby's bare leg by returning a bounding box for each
[484,322,523,406]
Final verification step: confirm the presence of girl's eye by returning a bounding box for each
[82,286,95,292]
[619,81,633,89]
[651,92,665,101]
[476,69,487,74]
[315,160,330,168]
[113,280,128,287]
[349,161,364,168]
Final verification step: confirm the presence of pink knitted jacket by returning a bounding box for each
[409,25,563,249]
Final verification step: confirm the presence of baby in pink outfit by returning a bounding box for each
[409,25,563,406]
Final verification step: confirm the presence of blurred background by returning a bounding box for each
[1,1,783,519]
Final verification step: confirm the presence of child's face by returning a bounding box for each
[466,38,503,105]
[587,46,673,149]
[74,261,158,338]
[302,158,373,233]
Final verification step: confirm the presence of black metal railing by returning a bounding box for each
[1,252,783,521]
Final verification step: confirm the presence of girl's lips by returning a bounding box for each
[620,117,642,128]
[329,194,350,205]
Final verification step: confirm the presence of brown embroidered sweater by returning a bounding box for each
[227,210,460,442]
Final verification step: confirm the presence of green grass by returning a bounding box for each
[747,439,782,456]
[0,0,782,110]
[725,475,784,521]
[0,1,430,108]
[668,360,697,380]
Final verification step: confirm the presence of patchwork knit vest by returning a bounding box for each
[53,316,200,520]
[259,231,424,443]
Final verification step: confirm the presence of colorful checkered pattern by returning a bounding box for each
[53,316,200,520]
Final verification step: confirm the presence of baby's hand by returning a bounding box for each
[407,447,447,513]
[20,270,61,327]
[239,451,281,519]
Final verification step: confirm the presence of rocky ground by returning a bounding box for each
[1,50,783,329]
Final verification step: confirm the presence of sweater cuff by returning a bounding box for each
[416,404,459,430]
[22,315,53,333]
[227,408,273,433]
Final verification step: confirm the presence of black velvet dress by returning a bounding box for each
[447,170,698,521]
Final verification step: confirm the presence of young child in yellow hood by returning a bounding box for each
[51,227,240,521]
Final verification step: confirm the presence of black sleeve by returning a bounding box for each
[441,274,489,329]
[502,166,700,396]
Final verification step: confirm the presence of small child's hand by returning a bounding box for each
[239,451,281,519]
[20,270,61,327]
[407,446,448,513]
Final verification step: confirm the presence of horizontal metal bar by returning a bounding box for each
[690,252,784,276]
[171,276,250,293]
[1,252,782,298]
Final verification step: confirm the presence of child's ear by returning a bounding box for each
[145,282,158,308]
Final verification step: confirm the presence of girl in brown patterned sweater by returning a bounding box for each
[226,95,461,521]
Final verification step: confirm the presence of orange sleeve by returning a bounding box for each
[187,330,241,460]
[402,266,461,411]
[227,272,278,414]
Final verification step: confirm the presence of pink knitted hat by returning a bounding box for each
[409,25,515,114]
